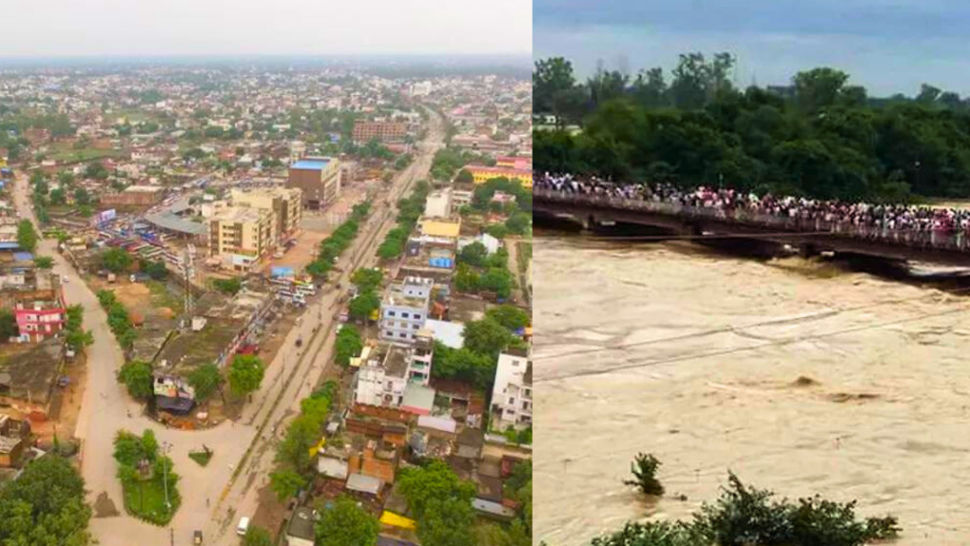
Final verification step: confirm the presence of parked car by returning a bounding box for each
[193,530,203,544]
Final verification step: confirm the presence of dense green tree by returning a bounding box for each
[0,455,92,546]
[101,248,132,273]
[463,317,517,357]
[0,309,18,339]
[351,268,383,292]
[188,363,222,401]
[16,220,37,252]
[242,526,273,546]
[228,355,265,397]
[314,495,380,546]
[118,360,153,400]
[485,305,530,330]
[269,469,307,502]
[348,291,381,321]
[458,242,488,267]
[34,256,53,268]
[334,325,363,367]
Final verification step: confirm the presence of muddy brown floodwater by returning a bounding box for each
[534,233,970,545]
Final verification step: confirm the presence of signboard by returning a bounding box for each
[94,209,117,227]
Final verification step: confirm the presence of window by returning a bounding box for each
[413,314,421,320]
[401,312,409,318]
[385,331,393,337]
[399,332,407,338]
[508,397,515,404]
[412,324,420,329]
[387,310,396,317]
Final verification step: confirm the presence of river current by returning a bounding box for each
[534,232,970,545]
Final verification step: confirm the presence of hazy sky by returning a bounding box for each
[535,0,970,96]
[4,0,531,57]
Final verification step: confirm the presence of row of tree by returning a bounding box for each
[535,54,970,201]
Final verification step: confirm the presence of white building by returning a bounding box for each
[378,277,433,345]
[490,353,532,431]
[353,345,409,407]
[424,188,452,218]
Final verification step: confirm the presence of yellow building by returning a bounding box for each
[419,217,461,238]
[208,206,276,270]
[229,187,303,240]
[465,164,533,189]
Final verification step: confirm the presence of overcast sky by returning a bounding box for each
[2,0,531,58]
[535,0,970,96]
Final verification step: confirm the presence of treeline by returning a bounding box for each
[305,202,370,277]
[534,54,970,201]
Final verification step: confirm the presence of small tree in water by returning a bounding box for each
[624,452,664,496]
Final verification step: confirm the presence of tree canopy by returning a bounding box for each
[314,495,380,546]
[228,354,265,397]
[0,455,92,546]
[534,52,970,201]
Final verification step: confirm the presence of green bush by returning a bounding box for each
[623,453,664,496]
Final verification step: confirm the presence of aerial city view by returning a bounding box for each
[534,1,970,545]
[0,1,532,545]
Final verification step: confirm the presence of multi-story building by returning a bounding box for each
[424,188,452,218]
[287,157,341,210]
[378,277,433,345]
[354,344,409,407]
[208,206,276,270]
[408,330,434,385]
[229,187,303,242]
[464,164,533,189]
[352,121,407,144]
[11,272,66,343]
[490,352,532,431]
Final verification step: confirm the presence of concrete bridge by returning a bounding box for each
[535,190,970,267]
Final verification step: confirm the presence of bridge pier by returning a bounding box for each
[798,243,818,259]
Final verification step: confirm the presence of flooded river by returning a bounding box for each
[534,232,970,545]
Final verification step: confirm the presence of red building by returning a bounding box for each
[10,274,66,343]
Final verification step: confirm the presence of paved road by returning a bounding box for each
[206,108,444,545]
[10,107,443,546]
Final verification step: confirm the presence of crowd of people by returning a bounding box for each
[535,172,970,245]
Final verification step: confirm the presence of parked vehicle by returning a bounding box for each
[193,530,203,544]
[236,517,250,536]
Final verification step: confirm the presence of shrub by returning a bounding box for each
[624,453,664,496]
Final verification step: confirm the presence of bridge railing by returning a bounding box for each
[536,190,970,252]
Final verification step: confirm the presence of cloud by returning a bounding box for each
[1,0,531,57]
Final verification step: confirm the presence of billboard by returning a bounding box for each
[97,209,117,224]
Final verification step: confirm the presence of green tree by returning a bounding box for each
[348,291,381,321]
[0,455,92,546]
[49,187,66,205]
[485,305,530,330]
[101,247,133,273]
[269,469,307,502]
[16,220,37,252]
[455,169,474,184]
[0,309,18,339]
[228,354,265,397]
[458,242,488,267]
[334,325,363,367]
[34,255,53,269]
[212,277,242,295]
[242,526,273,546]
[314,495,380,546]
[118,360,153,400]
[351,268,383,292]
[463,317,515,357]
[505,212,531,234]
[188,363,222,401]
